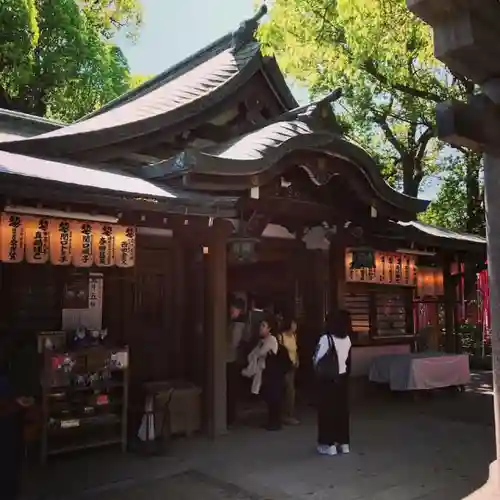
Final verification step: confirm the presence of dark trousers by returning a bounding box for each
[317,376,350,446]
[0,411,23,500]
[262,379,284,430]
[226,362,239,426]
[265,395,283,429]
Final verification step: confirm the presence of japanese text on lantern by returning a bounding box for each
[94,225,114,267]
[50,219,73,265]
[25,217,50,264]
[0,214,25,263]
[114,226,135,268]
[72,222,94,267]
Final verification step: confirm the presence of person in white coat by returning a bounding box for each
[313,310,352,456]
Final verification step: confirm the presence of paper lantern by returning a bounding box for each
[50,219,73,265]
[0,213,25,263]
[71,221,94,267]
[93,224,114,267]
[114,226,135,268]
[417,267,444,297]
[25,216,50,264]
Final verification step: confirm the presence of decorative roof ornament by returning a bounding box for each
[232,3,268,51]
[280,88,343,132]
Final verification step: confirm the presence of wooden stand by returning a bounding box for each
[40,345,129,464]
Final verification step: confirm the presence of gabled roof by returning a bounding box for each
[0,6,296,157]
[143,99,429,221]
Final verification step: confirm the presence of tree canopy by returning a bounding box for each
[0,0,143,122]
[259,0,484,233]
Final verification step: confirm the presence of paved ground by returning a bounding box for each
[23,372,496,500]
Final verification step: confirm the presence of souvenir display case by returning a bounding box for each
[39,330,128,463]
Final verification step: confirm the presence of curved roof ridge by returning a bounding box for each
[0,42,261,153]
[82,4,270,120]
[144,117,428,218]
[82,32,234,120]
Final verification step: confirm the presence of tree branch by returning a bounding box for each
[416,127,434,163]
[373,111,406,157]
[363,59,444,103]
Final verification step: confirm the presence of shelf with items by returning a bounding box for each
[40,337,128,464]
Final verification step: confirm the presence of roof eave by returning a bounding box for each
[260,55,298,111]
[146,126,426,220]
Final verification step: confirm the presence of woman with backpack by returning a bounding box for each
[242,314,289,431]
[313,310,352,456]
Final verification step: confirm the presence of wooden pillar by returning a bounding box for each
[206,220,230,437]
[298,248,326,382]
[172,239,186,377]
[184,244,205,386]
[442,253,456,353]
[328,236,347,316]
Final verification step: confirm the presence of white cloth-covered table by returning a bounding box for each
[369,352,470,391]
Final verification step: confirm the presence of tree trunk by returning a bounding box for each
[402,155,420,197]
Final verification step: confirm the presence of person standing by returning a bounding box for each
[259,315,286,431]
[313,310,352,456]
[278,318,300,425]
[242,314,286,431]
[226,298,246,427]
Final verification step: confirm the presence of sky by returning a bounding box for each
[119,0,256,79]
[118,0,438,200]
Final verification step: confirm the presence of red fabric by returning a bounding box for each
[477,269,491,342]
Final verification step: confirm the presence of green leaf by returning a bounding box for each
[0,0,142,120]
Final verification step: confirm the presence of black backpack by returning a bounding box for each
[275,336,293,374]
[314,334,340,381]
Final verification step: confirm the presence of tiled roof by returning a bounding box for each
[82,33,235,119]
[398,220,486,245]
[0,150,176,199]
[0,43,261,154]
[0,108,63,142]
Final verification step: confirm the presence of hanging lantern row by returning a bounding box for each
[0,213,136,268]
[345,249,445,296]
[345,249,417,287]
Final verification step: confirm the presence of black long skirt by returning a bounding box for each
[317,376,350,446]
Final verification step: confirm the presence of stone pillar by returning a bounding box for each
[206,220,229,437]
[484,154,500,479]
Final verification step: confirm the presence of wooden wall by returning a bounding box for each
[345,283,414,344]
